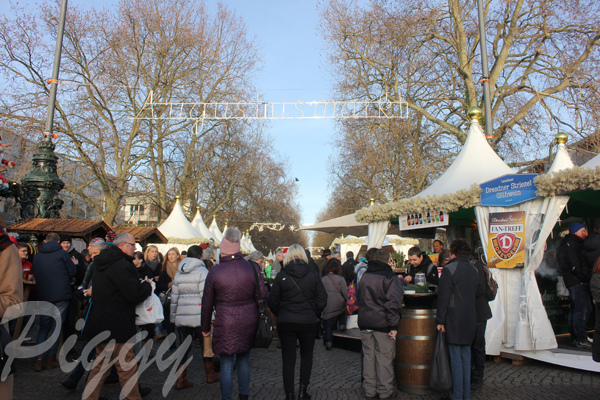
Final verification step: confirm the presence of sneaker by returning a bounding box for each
[575,341,592,349]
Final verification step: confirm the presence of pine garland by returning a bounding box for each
[534,166,600,196]
[355,184,482,223]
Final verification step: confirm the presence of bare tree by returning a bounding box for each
[0,0,260,223]
[319,0,600,161]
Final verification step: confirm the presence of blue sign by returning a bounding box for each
[480,174,538,206]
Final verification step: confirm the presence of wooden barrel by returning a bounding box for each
[394,308,437,395]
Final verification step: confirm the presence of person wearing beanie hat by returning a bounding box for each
[557,222,592,349]
[201,227,268,400]
[316,248,332,277]
[569,222,586,236]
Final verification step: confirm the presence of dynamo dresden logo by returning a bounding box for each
[491,232,521,260]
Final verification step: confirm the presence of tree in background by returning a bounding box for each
[313,0,600,247]
[0,0,304,239]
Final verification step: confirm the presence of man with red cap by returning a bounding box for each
[557,222,592,349]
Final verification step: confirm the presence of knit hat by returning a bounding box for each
[220,236,241,255]
[569,222,585,234]
[105,231,116,245]
[59,234,72,243]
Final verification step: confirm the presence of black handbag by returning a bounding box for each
[251,263,273,349]
[429,329,452,392]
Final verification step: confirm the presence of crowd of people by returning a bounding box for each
[1,222,598,400]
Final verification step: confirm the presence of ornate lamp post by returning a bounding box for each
[19,0,68,219]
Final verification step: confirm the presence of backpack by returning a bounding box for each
[346,280,359,315]
[470,258,498,301]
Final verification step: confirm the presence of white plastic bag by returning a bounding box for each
[136,292,164,325]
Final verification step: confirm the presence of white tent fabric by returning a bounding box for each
[582,152,600,168]
[191,210,216,241]
[209,218,224,243]
[367,220,390,248]
[418,119,513,197]
[338,236,363,264]
[476,143,574,353]
[157,199,202,240]
[241,233,252,253]
[301,213,402,237]
[548,143,575,173]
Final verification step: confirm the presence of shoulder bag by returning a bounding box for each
[252,263,273,349]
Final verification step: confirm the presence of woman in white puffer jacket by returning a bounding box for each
[170,245,219,389]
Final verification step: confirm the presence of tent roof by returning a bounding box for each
[7,218,111,243]
[582,152,600,168]
[547,143,574,173]
[157,199,202,240]
[191,210,216,241]
[300,213,401,236]
[417,119,513,198]
[209,218,223,242]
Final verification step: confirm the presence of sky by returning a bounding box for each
[1,0,336,226]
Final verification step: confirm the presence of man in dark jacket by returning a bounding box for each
[557,222,592,349]
[436,239,483,400]
[341,251,358,285]
[357,248,403,400]
[82,232,152,400]
[32,232,76,371]
[59,234,88,344]
[404,246,439,285]
[316,248,331,277]
[469,256,495,390]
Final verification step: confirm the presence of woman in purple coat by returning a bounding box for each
[201,227,268,400]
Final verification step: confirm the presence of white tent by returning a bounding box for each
[333,235,418,263]
[191,209,217,241]
[418,119,514,197]
[300,212,402,237]
[209,218,224,243]
[156,198,203,254]
[479,140,571,352]
[582,152,600,168]
[364,117,514,248]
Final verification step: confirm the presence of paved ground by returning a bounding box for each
[11,335,600,400]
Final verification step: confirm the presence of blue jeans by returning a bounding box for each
[323,313,343,347]
[568,283,592,343]
[448,344,471,400]
[36,300,69,357]
[219,349,251,400]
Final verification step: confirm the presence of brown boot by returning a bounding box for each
[47,355,60,370]
[34,357,45,372]
[175,365,193,390]
[203,357,220,384]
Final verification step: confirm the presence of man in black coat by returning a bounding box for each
[82,232,152,400]
[436,239,483,400]
[469,256,495,390]
[341,251,358,285]
[32,232,76,371]
[557,222,592,349]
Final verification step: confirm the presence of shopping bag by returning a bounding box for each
[135,293,164,325]
[203,335,215,358]
[429,329,452,392]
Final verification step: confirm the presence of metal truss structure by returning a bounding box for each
[135,90,410,121]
